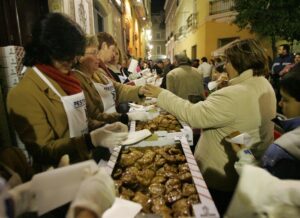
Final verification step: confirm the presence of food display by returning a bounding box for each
[112,144,200,217]
[135,114,182,133]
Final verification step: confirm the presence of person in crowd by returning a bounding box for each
[107,47,129,84]
[230,63,300,179]
[73,35,126,130]
[198,56,212,90]
[294,52,300,64]
[191,58,200,68]
[115,49,130,83]
[214,57,223,66]
[279,52,300,77]
[74,35,148,123]
[147,59,154,72]
[92,32,149,122]
[271,44,294,105]
[209,63,229,92]
[6,13,129,171]
[95,32,119,82]
[156,59,164,71]
[143,39,276,215]
[152,64,164,87]
[165,53,205,100]
[211,63,225,81]
[160,58,174,89]
[142,61,149,69]
[120,54,130,78]
[136,58,144,72]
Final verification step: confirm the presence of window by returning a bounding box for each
[93,2,104,32]
[157,45,161,54]
[191,45,197,59]
[156,32,161,39]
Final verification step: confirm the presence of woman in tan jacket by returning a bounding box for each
[143,39,276,215]
[74,35,148,127]
[7,13,128,171]
[93,32,146,113]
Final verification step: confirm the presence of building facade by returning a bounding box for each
[150,13,166,61]
[0,0,150,147]
[164,0,272,61]
[48,0,150,59]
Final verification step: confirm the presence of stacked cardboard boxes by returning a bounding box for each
[0,46,25,91]
[0,46,26,149]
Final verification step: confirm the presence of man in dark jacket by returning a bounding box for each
[160,58,174,89]
[271,44,294,106]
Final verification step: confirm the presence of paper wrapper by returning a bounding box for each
[102,198,142,218]
[31,160,98,215]
[105,135,219,218]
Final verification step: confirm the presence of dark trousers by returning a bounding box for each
[208,188,234,217]
[204,76,211,91]
[270,75,282,113]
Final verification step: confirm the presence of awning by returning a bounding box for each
[211,39,240,57]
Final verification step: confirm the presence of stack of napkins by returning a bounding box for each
[122,129,152,145]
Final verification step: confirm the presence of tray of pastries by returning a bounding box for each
[111,143,201,218]
[135,114,182,133]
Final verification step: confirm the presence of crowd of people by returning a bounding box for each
[1,12,300,218]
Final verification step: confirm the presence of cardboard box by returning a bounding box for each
[0,74,19,88]
[0,46,25,76]
[0,56,18,67]
[0,67,18,77]
[105,136,220,218]
[0,46,24,57]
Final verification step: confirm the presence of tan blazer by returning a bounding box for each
[92,69,143,104]
[74,71,121,130]
[7,68,91,171]
[166,65,205,100]
[157,70,276,191]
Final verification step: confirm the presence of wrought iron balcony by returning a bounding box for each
[187,13,198,29]
[209,0,235,15]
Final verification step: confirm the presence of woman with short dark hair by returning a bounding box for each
[7,13,128,172]
[144,39,276,215]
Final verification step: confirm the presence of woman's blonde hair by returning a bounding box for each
[224,39,269,76]
[116,47,122,65]
[85,35,99,47]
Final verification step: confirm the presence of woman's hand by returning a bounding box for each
[143,84,163,98]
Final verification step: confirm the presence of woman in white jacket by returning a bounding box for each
[143,39,276,215]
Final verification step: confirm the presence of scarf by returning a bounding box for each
[36,64,82,95]
[98,59,117,82]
